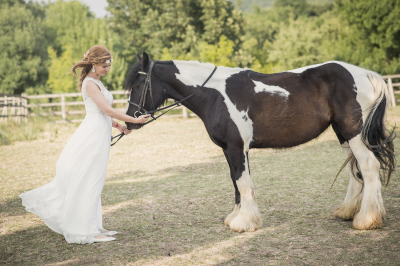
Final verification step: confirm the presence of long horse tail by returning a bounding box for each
[352,71,396,187]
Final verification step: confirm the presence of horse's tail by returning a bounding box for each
[353,71,396,187]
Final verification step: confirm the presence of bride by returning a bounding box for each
[20,45,149,244]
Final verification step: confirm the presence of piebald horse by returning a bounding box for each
[125,52,395,232]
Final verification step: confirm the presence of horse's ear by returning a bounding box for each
[136,54,142,62]
[142,52,150,71]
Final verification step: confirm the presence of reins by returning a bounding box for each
[111,61,217,146]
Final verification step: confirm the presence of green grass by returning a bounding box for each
[1,107,400,265]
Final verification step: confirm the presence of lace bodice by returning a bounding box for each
[82,77,113,115]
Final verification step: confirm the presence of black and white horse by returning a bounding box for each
[125,52,395,232]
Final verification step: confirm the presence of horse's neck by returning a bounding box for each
[172,61,216,88]
[156,62,214,113]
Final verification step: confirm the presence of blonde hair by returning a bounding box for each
[72,45,112,90]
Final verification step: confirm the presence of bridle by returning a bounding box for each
[111,60,217,146]
[127,61,157,120]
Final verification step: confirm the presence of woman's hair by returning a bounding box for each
[72,45,112,90]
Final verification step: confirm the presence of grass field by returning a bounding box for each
[1,107,400,265]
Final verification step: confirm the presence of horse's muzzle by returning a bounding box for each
[126,122,143,130]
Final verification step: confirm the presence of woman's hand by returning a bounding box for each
[115,123,132,135]
[134,114,151,124]
[116,123,127,133]
[123,128,132,135]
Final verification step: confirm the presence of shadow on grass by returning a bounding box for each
[0,195,26,217]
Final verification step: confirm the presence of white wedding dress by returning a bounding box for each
[20,77,113,244]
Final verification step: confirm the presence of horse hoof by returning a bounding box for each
[352,212,385,230]
[333,206,356,221]
[228,213,261,232]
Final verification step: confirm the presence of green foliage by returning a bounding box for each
[273,0,333,18]
[237,0,274,12]
[43,0,94,57]
[267,13,342,72]
[47,46,77,93]
[107,0,245,62]
[2,0,400,95]
[236,0,334,12]
[0,2,48,94]
[335,0,400,74]
[161,35,237,67]
[44,0,128,92]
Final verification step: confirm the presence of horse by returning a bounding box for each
[124,52,395,232]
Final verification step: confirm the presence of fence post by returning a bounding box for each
[2,95,7,124]
[16,97,21,123]
[182,106,188,118]
[11,97,16,122]
[387,77,396,107]
[61,94,66,121]
[22,93,28,122]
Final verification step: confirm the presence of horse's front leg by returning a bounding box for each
[223,149,240,226]
[223,147,262,232]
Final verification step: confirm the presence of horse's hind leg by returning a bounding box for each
[348,135,386,229]
[333,142,363,220]
[223,147,262,232]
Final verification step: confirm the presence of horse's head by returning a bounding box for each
[125,52,168,130]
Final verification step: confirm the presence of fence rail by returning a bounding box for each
[0,91,192,124]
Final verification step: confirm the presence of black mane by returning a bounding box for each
[124,61,141,92]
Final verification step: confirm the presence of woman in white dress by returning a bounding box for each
[20,45,149,244]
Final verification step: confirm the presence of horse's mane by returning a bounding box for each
[124,61,141,92]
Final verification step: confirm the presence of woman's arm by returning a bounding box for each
[112,119,132,135]
[86,80,149,123]
[112,119,120,128]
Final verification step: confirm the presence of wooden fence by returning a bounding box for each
[1,74,400,124]
[382,74,400,107]
[0,91,192,124]
[0,94,28,124]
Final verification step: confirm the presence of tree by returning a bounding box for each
[267,15,338,72]
[107,0,245,62]
[0,2,48,94]
[44,0,128,92]
[335,0,400,74]
[160,35,237,67]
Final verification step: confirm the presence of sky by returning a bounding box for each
[30,0,110,17]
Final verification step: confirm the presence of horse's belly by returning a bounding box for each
[250,114,331,148]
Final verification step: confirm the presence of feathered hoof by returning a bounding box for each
[333,204,360,221]
[352,211,385,230]
[224,205,240,226]
[228,212,262,232]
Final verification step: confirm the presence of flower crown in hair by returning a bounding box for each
[105,56,113,64]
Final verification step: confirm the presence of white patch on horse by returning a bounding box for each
[173,61,253,150]
[252,80,290,98]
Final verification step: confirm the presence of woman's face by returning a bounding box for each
[94,63,111,76]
